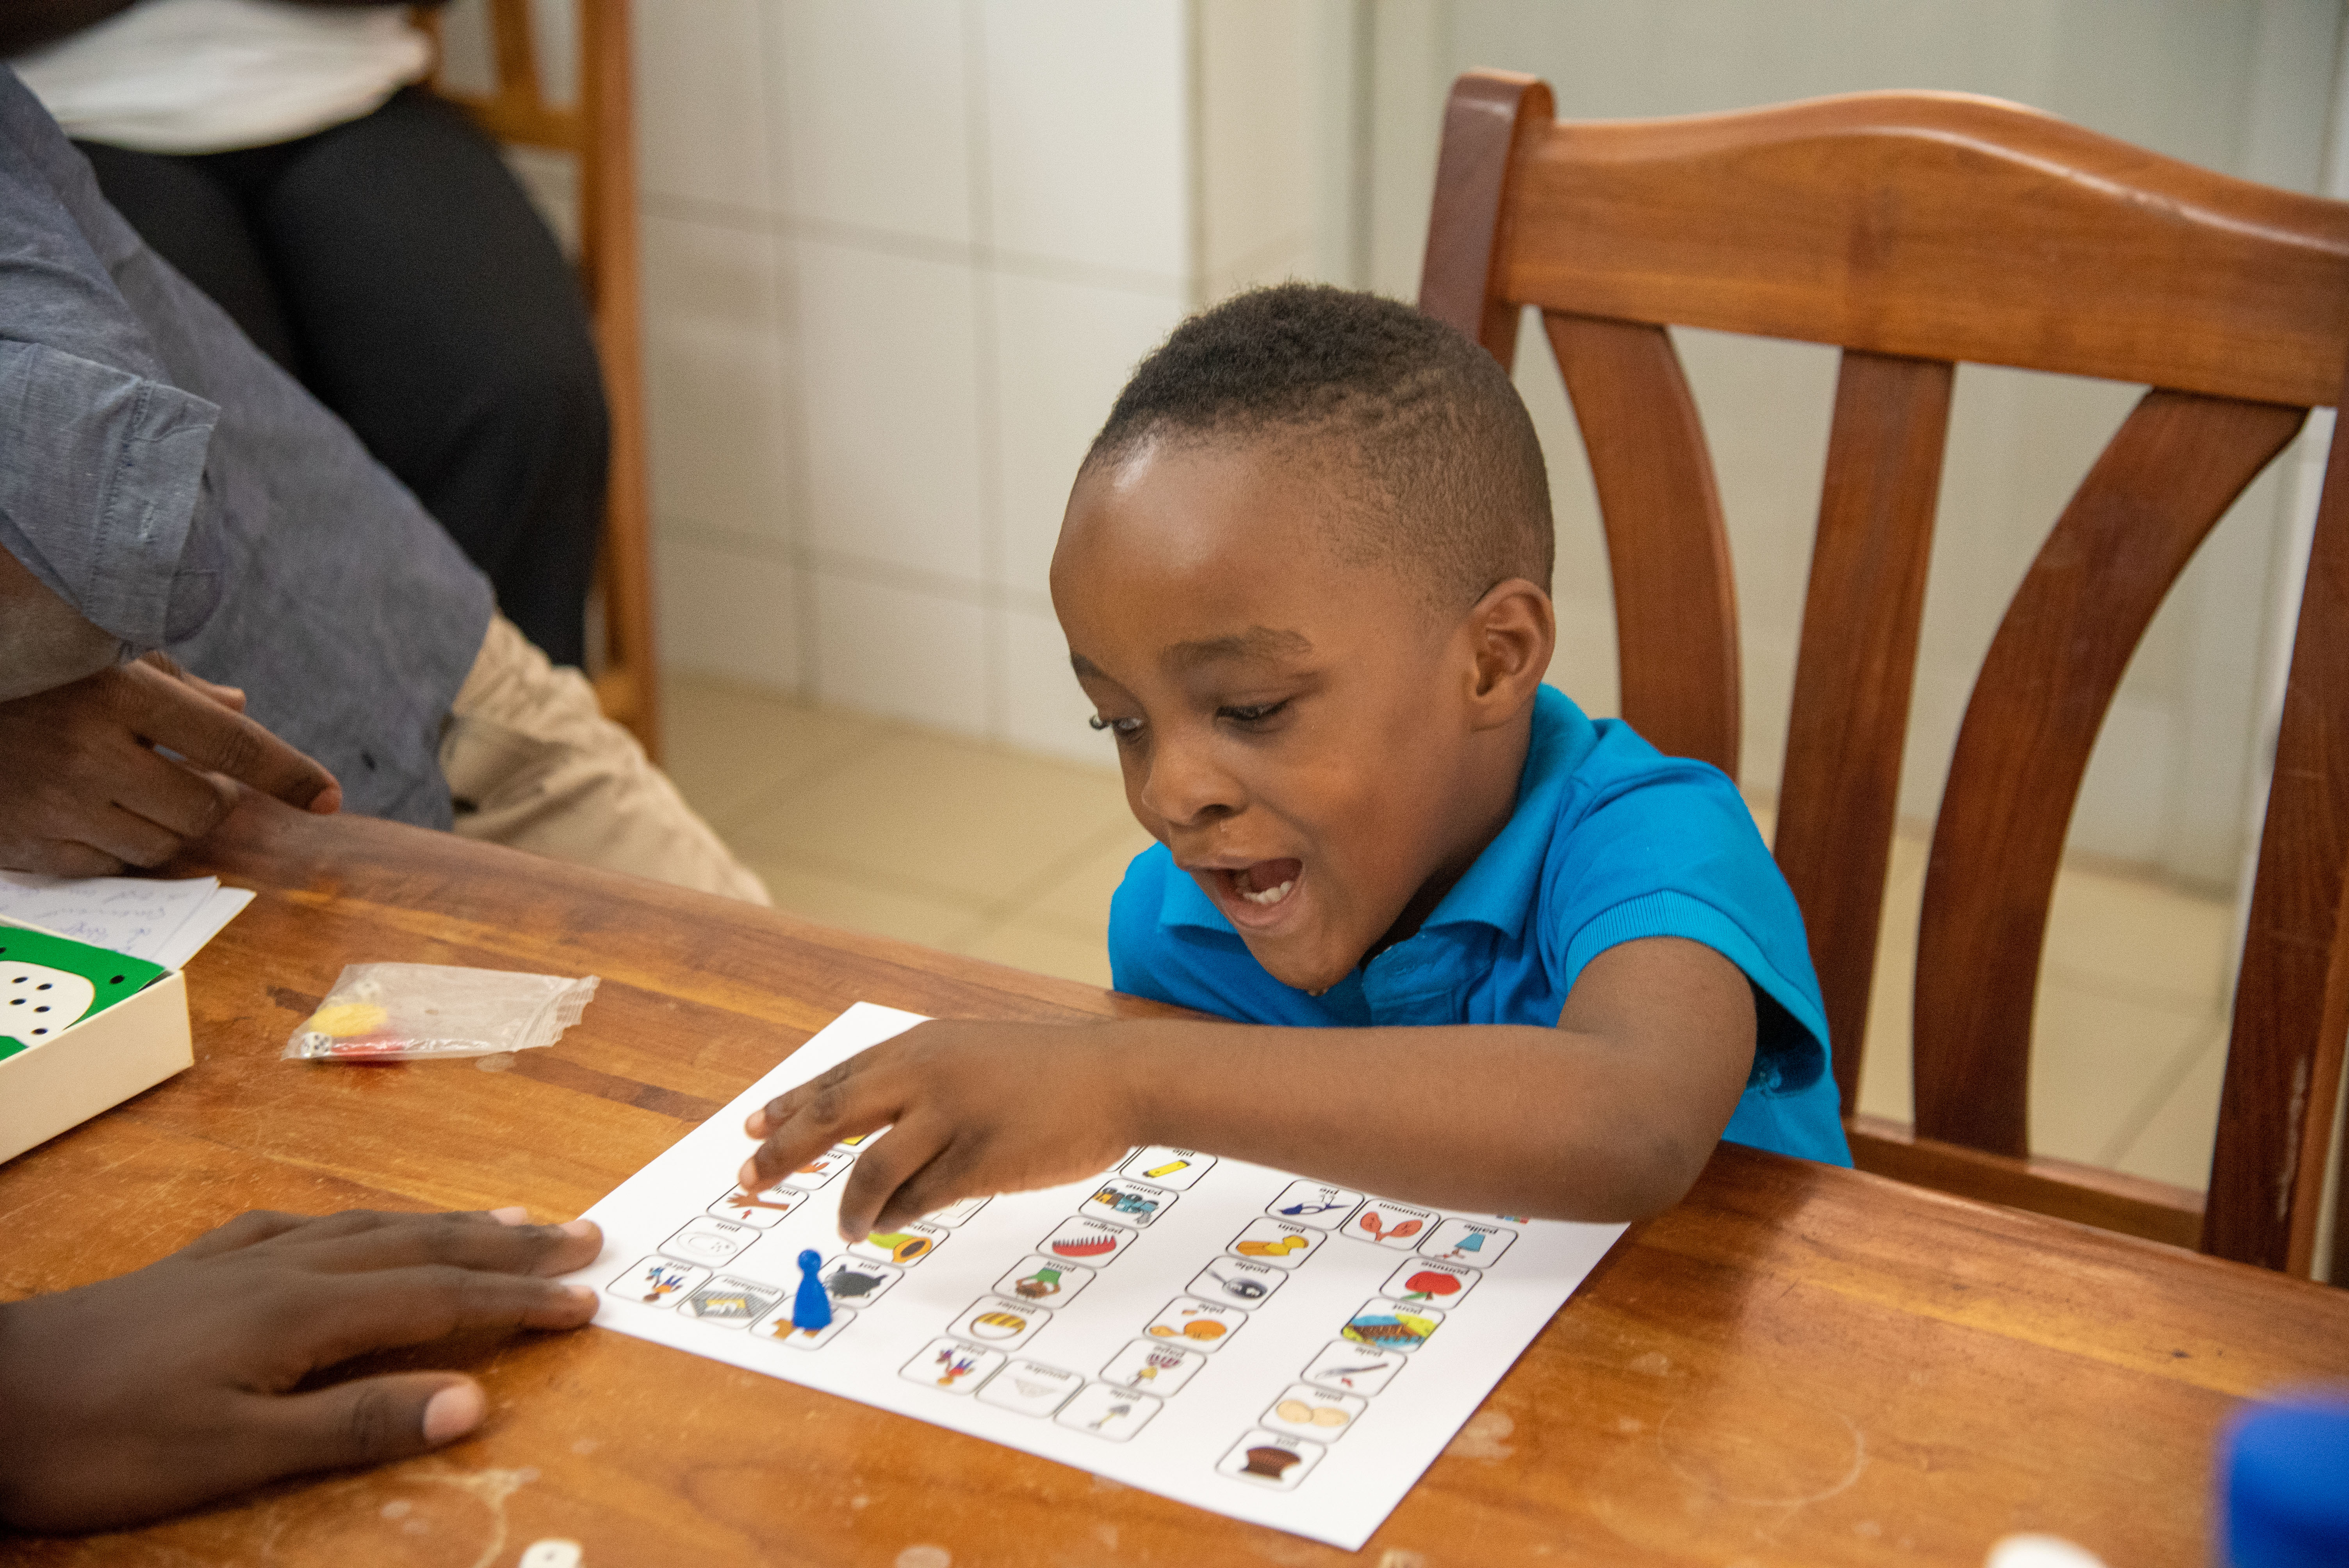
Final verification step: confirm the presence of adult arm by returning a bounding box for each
[743,935,1757,1231]
[0,1206,601,1535]
[0,531,113,700]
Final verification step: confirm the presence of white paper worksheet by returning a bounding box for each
[0,873,253,968]
[562,1003,1626,1549]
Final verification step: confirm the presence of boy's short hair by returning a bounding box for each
[1085,283,1553,607]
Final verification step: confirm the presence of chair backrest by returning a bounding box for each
[421,0,659,760]
[1419,71,2349,1277]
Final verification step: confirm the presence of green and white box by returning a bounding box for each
[0,921,191,1165]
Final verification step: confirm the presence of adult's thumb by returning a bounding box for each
[258,1374,487,1476]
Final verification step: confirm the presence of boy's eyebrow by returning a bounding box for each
[1068,629,1312,683]
[1162,627,1312,671]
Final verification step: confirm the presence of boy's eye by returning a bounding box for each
[1217,699,1291,726]
[1088,715,1145,740]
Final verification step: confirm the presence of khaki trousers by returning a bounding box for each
[438,616,770,905]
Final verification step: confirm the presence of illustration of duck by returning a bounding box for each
[1235,1233,1308,1258]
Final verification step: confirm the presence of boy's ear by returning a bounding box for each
[1461,578,1555,729]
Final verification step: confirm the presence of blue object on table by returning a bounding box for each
[792,1247,832,1332]
[2222,1388,2349,1567]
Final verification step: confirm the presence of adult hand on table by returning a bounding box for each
[741,1019,1142,1242]
[0,1206,602,1534]
[0,653,341,876]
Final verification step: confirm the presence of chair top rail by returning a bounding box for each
[1496,87,2349,407]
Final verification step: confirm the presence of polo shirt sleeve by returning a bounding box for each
[1538,741,1834,1101]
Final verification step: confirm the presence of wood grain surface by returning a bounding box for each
[5,800,2345,1566]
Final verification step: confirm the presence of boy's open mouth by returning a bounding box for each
[1225,859,1303,909]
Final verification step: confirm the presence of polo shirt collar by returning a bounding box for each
[1158,685,1575,945]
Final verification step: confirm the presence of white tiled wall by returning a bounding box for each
[633,0,1320,763]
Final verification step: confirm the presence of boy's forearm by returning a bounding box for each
[1110,1018,1732,1222]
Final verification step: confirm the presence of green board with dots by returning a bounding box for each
[0,926,169,1061]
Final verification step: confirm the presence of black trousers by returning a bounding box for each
[80,87,608,667]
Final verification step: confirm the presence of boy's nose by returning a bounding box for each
[1139,738,1243,828]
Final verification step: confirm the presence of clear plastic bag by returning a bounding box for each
[284,963,599,1061]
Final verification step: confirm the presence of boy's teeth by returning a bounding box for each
[1238,878,1295,906]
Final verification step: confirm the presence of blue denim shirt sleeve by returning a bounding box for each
[0,66,493,826]
[0,341,223,646]
[0,74,225,648]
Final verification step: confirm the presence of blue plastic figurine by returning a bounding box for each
[792,1248,832,1332]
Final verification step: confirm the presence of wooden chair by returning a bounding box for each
[421,0,660,761]
[1419,71,2349,1278]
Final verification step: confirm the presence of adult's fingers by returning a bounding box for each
[103,743,240,841]
[173,1209,317,1260]
[70,799,192,870]
[4,836,126,877]
[139,653,248,715]
[119,661,339,811]
[294,1211,601,1279]
[287,1265,598,1374]
[829,1119,948,1242]
[220,1373,487,1497]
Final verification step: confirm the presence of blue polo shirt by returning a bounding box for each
[1108,684,1852,1166]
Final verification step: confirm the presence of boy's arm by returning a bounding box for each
[743,935,1756,1235]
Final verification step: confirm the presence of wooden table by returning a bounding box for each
[5,802,2346,1566]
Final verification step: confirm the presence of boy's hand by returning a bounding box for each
[0,1206,601,1535]
[743,1020,1142,1240]
[0,653,342,877]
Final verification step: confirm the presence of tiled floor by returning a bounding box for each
[664,673,2237,1194]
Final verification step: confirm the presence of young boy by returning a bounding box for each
[743,284,1850,1236]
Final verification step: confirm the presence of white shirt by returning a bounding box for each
[11,0,430,154]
